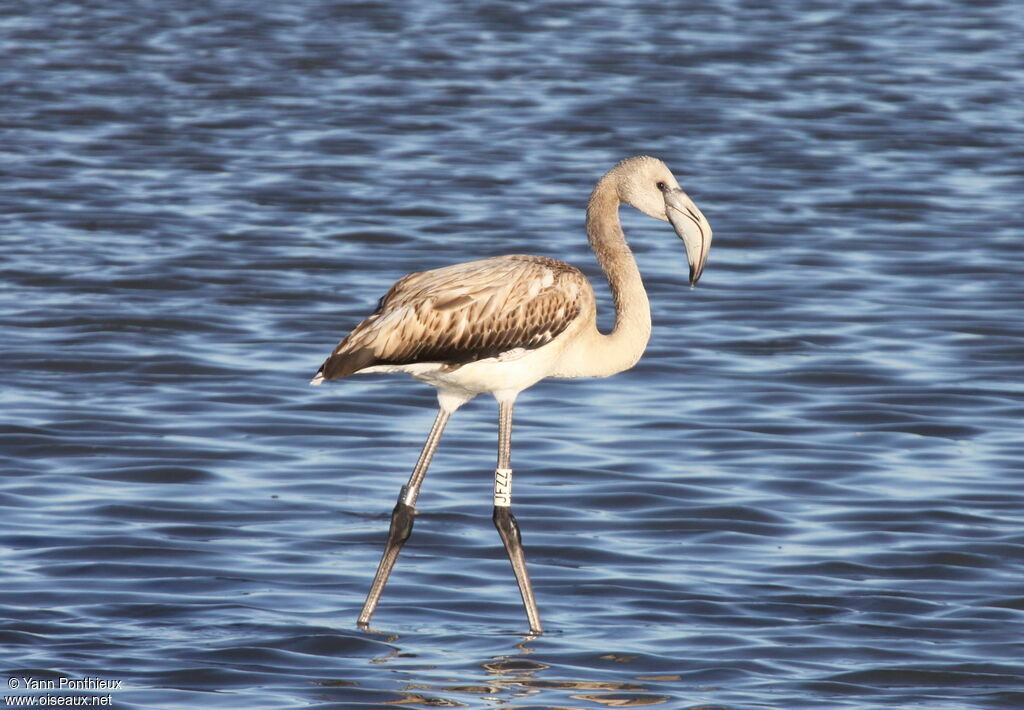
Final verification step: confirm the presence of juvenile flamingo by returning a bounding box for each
[311,156,713,632]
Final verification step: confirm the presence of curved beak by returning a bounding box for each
[665,189,712,285]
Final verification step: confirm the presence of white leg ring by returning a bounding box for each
[494,468,512,507]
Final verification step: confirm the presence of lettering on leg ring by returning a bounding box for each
[494,468,512,507]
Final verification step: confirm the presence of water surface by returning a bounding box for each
[2,1,1023,708]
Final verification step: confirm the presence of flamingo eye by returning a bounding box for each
[656,181,666,191]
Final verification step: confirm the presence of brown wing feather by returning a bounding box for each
[316,255,586,380]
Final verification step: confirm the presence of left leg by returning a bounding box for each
[358,405,451,628]
[492,398,543,633]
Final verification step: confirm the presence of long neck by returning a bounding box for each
[567,177,652,378]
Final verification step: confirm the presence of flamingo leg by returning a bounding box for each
[358,407,451,628]
[492,399,543,633]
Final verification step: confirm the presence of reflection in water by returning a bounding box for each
[482,654,670,707]
[370,634,670,706]
[570,696,671,707]
[385,693,468,707]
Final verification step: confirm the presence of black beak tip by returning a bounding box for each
[689,265,698,286]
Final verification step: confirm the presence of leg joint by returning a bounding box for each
[388,501,416,545]
[492,505,522,544]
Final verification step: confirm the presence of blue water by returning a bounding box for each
[2,1,1023,708]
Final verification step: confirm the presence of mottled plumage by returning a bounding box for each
[314,254,587,380]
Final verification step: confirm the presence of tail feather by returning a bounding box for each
[309,346,378,385]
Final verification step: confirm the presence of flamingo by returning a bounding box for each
[311,156,712,633]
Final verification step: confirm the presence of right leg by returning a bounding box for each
[491,397,543,633]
